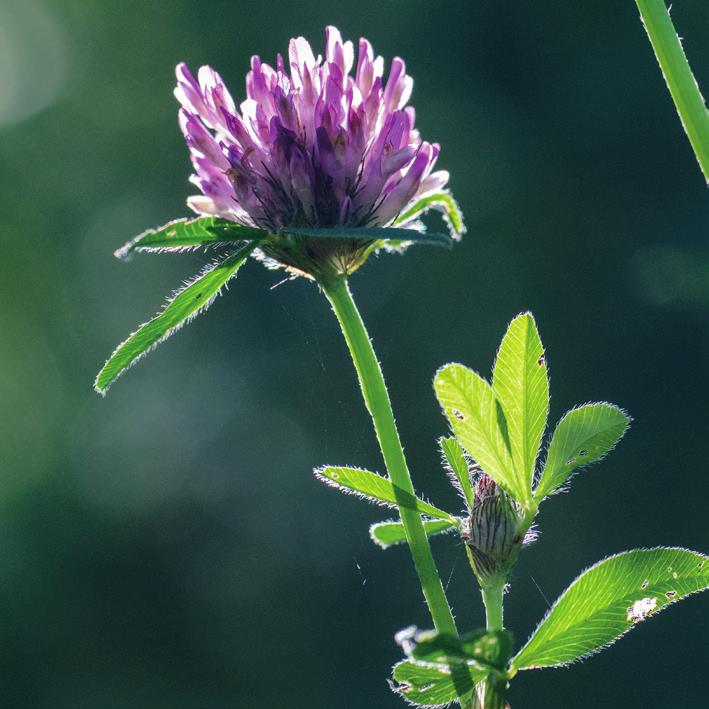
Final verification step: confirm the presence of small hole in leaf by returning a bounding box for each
[565,458,575,466]
[699,560,705,569]
[537,354,545,366]
[331,472,339,480]
[665,590,677,598]
[579,449,589,457]
[641,579,649,590]
[452,409,465,421]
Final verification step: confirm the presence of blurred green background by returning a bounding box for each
[1,0,707,706]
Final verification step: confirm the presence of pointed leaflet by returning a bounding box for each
[492,313,549,499]
[279,226,453,248]
[535,403,630,501]
[391,660,482,707]
[394,191,466,239]
[439,436,474,509]
[434,364,525,504]
[115,217,266,259]
[315,467,455,522]
[512,547,709,670]
[95,243,256,394]
[370,518,457,549]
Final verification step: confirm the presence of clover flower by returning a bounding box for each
[96,27,464,394]
[177,27,449,232]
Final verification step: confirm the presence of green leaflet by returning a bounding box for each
[434,364,525,504]
[95,243,256,394]
[512,547,709,670]
[492,313,549,498]
[369,518,457,549]
[391,660,482,707]
[279,225,453,247]
[535,403,630,501]
[115,217,267,259]
[439,436,474,509]
[315,466,454,522]
[394,191,466,238]
[408,629,513,671]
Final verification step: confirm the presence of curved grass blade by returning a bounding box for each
[115,217,267,260]
[95,243,256,395]
[315,466,454,521]
[370,518,458,549]
[279,226,453,248]
[535,403,630,501]
[394,191,466,239]
[439,436,474,509]
[492,312,549,497]
[391,660,481,708]
[512,547,709,670]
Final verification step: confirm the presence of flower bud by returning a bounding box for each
[462,474,525,585]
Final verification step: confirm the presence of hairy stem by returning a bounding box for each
[482,582,505,632]
[635,0,709,183]
[321,275,458,635]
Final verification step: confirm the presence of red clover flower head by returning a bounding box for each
[176,26,447,231]
[175,27,454,276]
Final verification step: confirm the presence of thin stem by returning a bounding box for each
[482,582,505,632]
[321,275,458,636]
[480,581,506,708]
[635,0,709,183]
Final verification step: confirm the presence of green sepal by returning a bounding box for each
[512,547,709,670]
[369,518,458,549]
[115,217,267,260]
[95,243,256,395]
[315,466,454,521]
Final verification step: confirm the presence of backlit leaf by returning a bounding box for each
[394,191,466,239]
[439,436,474,509]
[535,403,630,501]
[391,660,481,707]
[95,243,256,394]
[512,547,709,670]
[279,226,453,248]
[492,313,549,498]
[370,518,457,549]
[434,364,524,504]
[115,217,266,259]
[315,466,454,521]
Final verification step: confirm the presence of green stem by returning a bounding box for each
[321,275,458,636]
[635,0,709,183]
[480,581,506,708]
[482,582,505,632]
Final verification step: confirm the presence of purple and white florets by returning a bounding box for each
[175,26,449,233]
